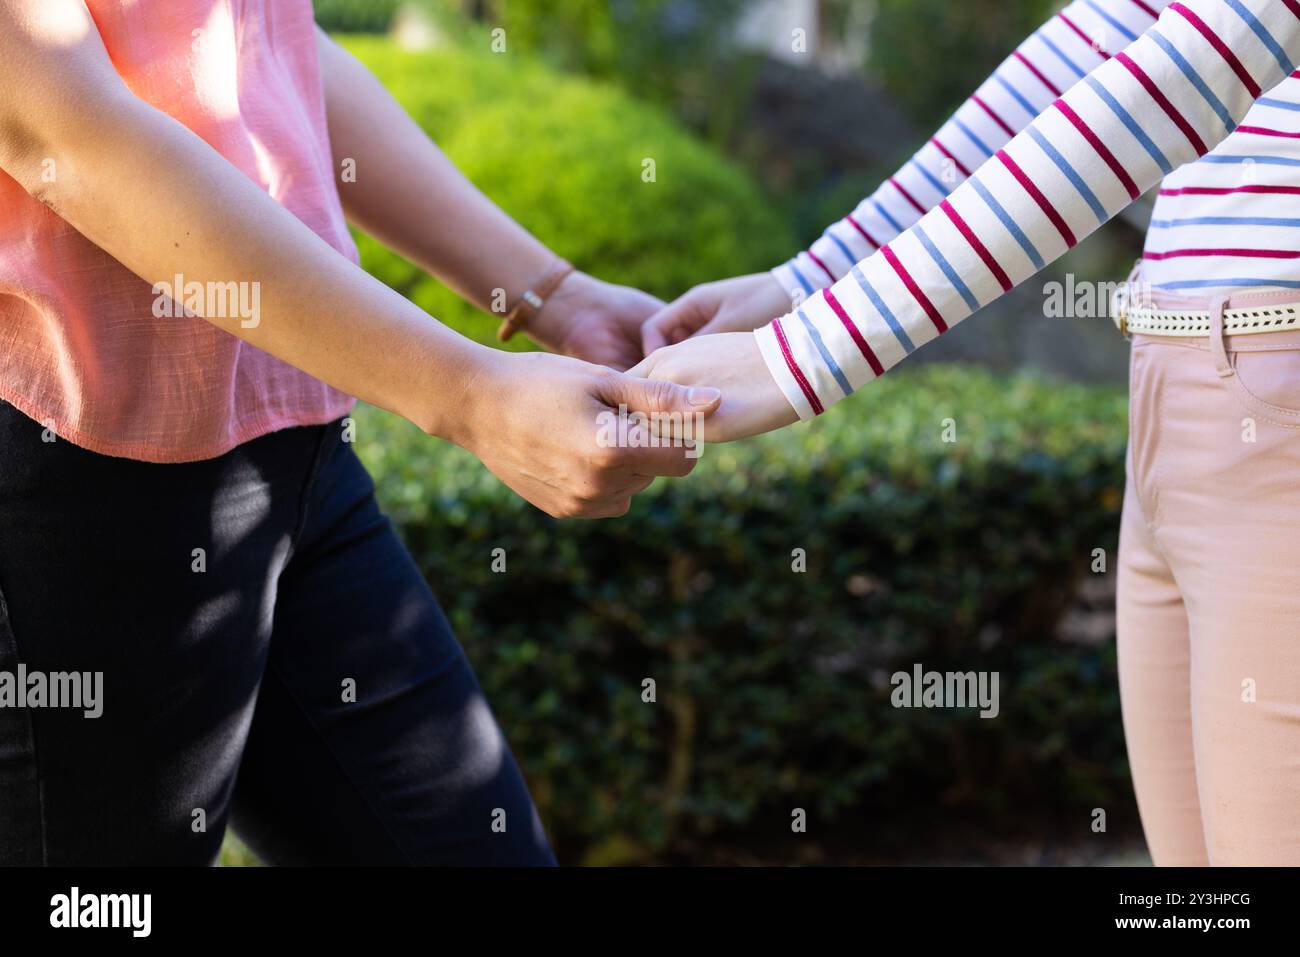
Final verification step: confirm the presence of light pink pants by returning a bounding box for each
[1118,285,1300,866]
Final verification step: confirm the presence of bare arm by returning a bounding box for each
[315,28,552,316]
[0,0,717,518]
[314,28,660,368]
[0,3,480,439]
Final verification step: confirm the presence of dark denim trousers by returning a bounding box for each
[0,401,554,865]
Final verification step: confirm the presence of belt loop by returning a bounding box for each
[1115,259,1144,339]
[1209,296,1233,378]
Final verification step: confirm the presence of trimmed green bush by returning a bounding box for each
[420,0,753,108]
[338,36,797,349]
[313,0,400,34]
[351,365,1130,864]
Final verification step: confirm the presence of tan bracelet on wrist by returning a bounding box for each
[497,258,575,343]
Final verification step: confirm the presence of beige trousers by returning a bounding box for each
[1118,288,1300,866]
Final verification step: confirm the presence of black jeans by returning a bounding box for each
[0,401,555,865]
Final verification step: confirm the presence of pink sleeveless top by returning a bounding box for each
[0,0,356,463]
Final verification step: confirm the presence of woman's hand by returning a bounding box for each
[313,34,660,373]
[629,332,798,443]
[529,271,664,371]
[640,273,794,354]
[455,350,723,518]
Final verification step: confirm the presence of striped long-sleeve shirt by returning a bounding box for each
[759,0,1300,420]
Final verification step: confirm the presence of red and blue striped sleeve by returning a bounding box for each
[758,0,1300,420]
[771,0,1166,303]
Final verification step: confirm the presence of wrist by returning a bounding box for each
[753,321,820,422]
[411,336,502,448]
[770,257,829,308]
[741,273,799,330]
[526,269,589,349]
[707,273,799,335]
[494,257,578,347]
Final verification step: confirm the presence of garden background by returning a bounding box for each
[226,0,1148,866]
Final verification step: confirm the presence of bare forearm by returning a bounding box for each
[316,29,553,315]
[0,0,718,522]
[3,93,487,443]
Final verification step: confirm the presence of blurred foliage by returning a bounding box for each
[312,0,401,33]
[424,0,753,113]
[858,0,1058,128]
[322,3,1107,264]
[339,36,795,349]
[350,366,1130,864]
[412,1,1063,148]
[219,833,261,867]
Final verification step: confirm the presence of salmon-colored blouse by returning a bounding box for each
[0,0,356,463]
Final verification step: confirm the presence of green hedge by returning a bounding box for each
[352,365,1130,864]
[338,36,797,349]
[313,0,400,34]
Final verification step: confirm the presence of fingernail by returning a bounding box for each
[687,387,721,407]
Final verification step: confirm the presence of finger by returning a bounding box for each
[590,376,716,476]
[592,418,704,478]
[626,354,656,379]
[622,439,701,478]
[603,342,642,374]
[641,294,710,355]
[640,312,678,355]
[694,315,735,338]
[599,374,721,418]
[575,496,634,520]
[616,475,656,497]
[616,417,705,476]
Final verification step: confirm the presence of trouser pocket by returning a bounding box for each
[1204,299,1300,428]
[1223,344,1300,428]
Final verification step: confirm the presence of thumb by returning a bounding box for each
[695,315,737,338]
[599,373,722,418]
[640,291,714,356]
[640,310,679,356]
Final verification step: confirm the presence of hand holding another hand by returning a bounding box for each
[460,268,795,523]
[640,272,794,354]
[629,332,797,443]
[528,271,665,371]
[454,350,722,519]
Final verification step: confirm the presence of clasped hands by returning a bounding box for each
[474,270,796,520]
